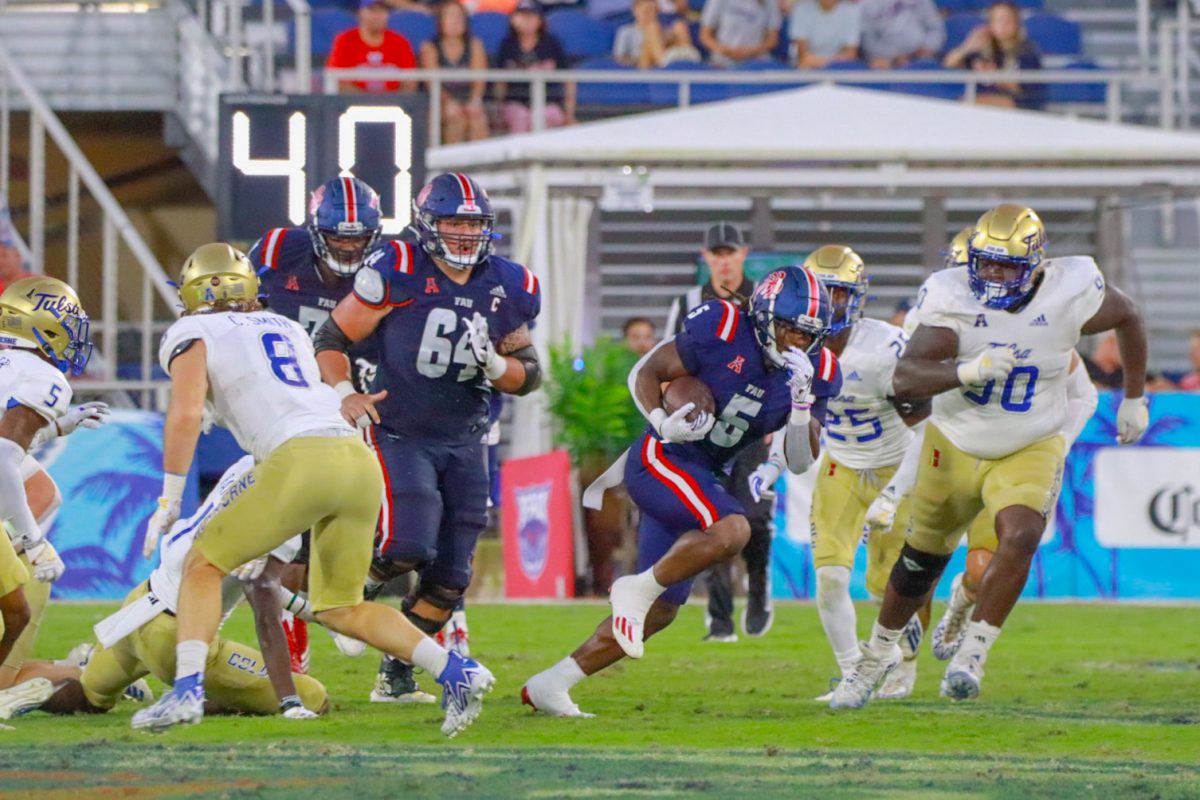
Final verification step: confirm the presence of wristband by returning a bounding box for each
[279,694,302,711]
[789,406,811,427]
[334,380,357,400]
[161,472,187,504]
[483,353,508,381]
[648,407,667,436]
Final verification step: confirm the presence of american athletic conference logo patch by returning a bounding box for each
[516,482,553,581]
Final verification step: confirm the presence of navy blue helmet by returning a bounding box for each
[412,172,496,270]
[308,176,382,276]
[749,266,833,367]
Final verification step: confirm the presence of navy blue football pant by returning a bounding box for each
[366,428,489,592]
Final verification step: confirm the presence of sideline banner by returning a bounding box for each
[500,450,575,599]
[771,392,1200,601]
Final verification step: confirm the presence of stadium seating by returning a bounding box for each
[819,59,889,92]
[574,56,653,105]
[1046,59,1106,103]
[944,13,984,53]
[888,58,964,101]
[1025,14,1083,56]
[647,60,732,105]
[546,9,616,61]
[936,0,1043,9]
[389,10,437,49]
[471,12,511,61]
[299,8,355,58]
[733,58,802,98]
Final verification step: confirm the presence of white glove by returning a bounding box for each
[957,348,1016,387]
[25,540,65,583]
[782,347,816,408]
[463,313,507,380]
[654,403,714,444]
[1116,396,1149,445]
[143,473,186,560]
[56,401,111,436]
[231,556,267,582]
[282,705,319,720]
[864,486,899,536]
[748,459,782,503]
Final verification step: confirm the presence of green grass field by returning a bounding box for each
[2,601,1199,798]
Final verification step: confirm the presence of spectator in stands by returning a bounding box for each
[495,0,576,133]
[1178,331,1200,391]
[0,206,31,293]
[858,0,943,69]
[420,2,490,142]
[326,0,418,93]
[890,297,911,329]
[699,0,782,68]
[622,316,658,357]
[614,0,700,68]
[942,2,1044,110]
[1083,331,1124,390]
[789,0,860,69]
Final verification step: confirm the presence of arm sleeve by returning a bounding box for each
[782,416,816,474]
[0,438,42,549]
[1061,360,1099,447]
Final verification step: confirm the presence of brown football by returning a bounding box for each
[662,376,717,423]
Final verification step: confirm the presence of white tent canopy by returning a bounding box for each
[428,86,1200,455]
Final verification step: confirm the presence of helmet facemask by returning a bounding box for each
[418,211,495,270]
[967,247,1043,310]
[820,279,866,336]
[311,221,381,276]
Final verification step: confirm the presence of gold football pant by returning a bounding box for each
[0,552,49,683]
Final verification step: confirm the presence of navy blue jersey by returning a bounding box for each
[664,298,842,470]
[352,240,541,442]
[249,227,378,390]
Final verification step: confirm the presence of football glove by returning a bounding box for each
[143,473,186,559]
[1116,396,1149,445]
[748,459,782,503]
[956,348,1016,387]
[656,403,714,444]
[26,540,65,583]
[463,313,507,380]
[864,486,899,536]
[231,556,268,582]
[782,347,816,408]
[55,401,111,437]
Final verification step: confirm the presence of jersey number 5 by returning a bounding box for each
[261,332,311,388]
[709,394,763,448]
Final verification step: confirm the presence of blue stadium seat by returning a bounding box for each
[1025,13,1082,56]
[471,12,510,61]
[297,8,355,58]
[888,58,963,100]
[647,60,731,105]
[731,58,800,98]
[820,59,888,91]
[575,57,652,105]
[389,10,436,49]
[944,13,984,53]
[773,17,790,63]
[935,0,976,12]
[1013,0,1044,9]
[546,9,617,61]
[1046,60,1106,103]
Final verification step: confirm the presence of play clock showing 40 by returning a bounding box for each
[216,94,427,242]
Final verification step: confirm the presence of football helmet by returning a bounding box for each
[803,245,867,336]
[967,204,1046,310]
[0,276,93,375]
[750,266,832,368]
[177,243,261,315]
[944,226,974,270]
[309,177,382,276]
[413,172,496,270]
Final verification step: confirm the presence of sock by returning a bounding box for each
[815,566,857,674]
[959,620,1002,659]
[277,586,315,622]
[868,621,903,654]
[175,640,208,683]
[543,656,587,692]
[411,637,451,680]
[364,575,384,594]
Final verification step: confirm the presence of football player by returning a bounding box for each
[0,456,325,720]
[0,278,96,684]
[247,175,384,678]
[131,244,494,735]
[521,266,839,717]
[831,204,1147,709]
[790,245,930,701]
[314,173,541,705]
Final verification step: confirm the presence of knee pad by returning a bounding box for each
[370,555,422,583]
[889,544,952,599]
[400,594,449,635]
[415,581,466,612]
[816,565,851,609]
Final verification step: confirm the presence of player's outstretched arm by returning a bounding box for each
[242,558,309,716]
[1081,285,1147,400]
[0,405,55,559]
[316,297,390,427]
[892,324,970,398]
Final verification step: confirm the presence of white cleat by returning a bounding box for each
[828,643,901,711]
[0,678,55,720]
[932,573,975,661]
[123,678,154,703]
[131,677,205,732]
[877,658,917,700]
[609,576,651,659]
[940,649,985,701]
[56,642,94,669]
[520,671,595,718]
[328,629,368,658]
[436,653,495,738]
[442,610,471,657]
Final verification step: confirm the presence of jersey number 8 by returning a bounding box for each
[261,332,311,388]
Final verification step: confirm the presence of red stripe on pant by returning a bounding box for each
[367,426,395,552]
[641,437,718,529]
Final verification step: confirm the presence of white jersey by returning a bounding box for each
[823,318,913,469]
[159,311,352,461]
[148,455,301,615]
[0,349,72,431]
[914,257,1105,459]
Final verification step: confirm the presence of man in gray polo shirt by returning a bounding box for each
[699,0,782,68]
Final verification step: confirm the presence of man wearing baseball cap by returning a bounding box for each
[326,0,417,94]
[662,222,775,642]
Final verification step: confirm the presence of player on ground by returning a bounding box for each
[314,173,541,705]
[831,204,1148,709]
[130,244,494,735]
[248,176,384,677]
[522,266,838,716]
[799,245,930,701]
[0,278,94,684]
[0,456,327,720]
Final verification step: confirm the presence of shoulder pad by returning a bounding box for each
[816,346,838,384]
[251,227,308,270]
[354,266,388,308]
[684,299,740,343]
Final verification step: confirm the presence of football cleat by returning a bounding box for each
[123,679,154,703]
[328,628,368,658]
[283,615,310,674]
[701,631,739,644]
[941,649,985,701]
[0,677,55,720]
[436,652,495,738]
[899,613,924,659]
[932,573,975,661]
[441,610,471,657]
[369,656,437,704]
[520,672,594,718]
[609,576,652,659]
[742,576,774,638]
[877,658,917,701]
[813,677,840,703]
[56,642,94,669]
[828,642,901,711]
[131,674,205,732]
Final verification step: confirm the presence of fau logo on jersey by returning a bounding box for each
[516,482,552,581]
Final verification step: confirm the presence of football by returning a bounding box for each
[662,375,716,423]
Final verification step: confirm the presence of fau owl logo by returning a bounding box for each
[755,271,786,301]
[516,482,553,581]
[308,185,327,216]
